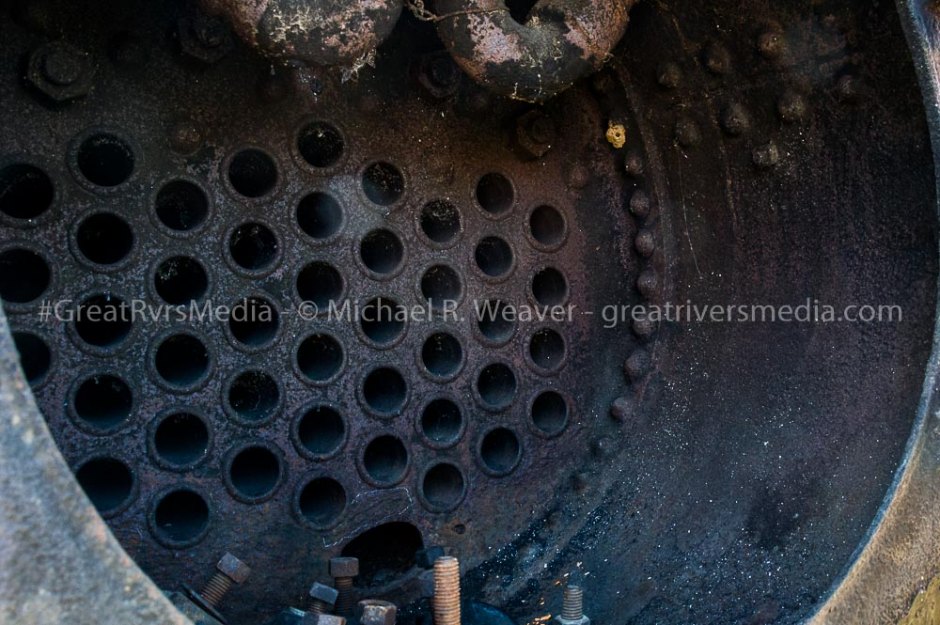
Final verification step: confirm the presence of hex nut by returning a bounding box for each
[217,552,251,583]
[358,600,397,625]
[553,617,590,625]
[416,51,460,99]
[516,110,555,159]
[309,582,339,606]
[329,556,360,578]
[178,15,234,64]
[26,42,95,103]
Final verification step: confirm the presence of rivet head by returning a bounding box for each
[567,164,591,189]
[624,152,645,177]
[720,102,751,136]
[777,91,808,123]
[635,230,656,258]
[675,117,702,148]
[753,142,781,168]
[702,41,731,75]
[657,62,682,89]
[624,350,651,383]
[610,396,634,422]
[757,31,786,59]
[629,190,651,219]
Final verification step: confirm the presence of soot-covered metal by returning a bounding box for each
[0,0,936,624]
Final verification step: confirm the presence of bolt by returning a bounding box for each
[329,557,359,616]
[200,553,251,608]
[26,42,95,103]
[417,51,460,99]
[516,110,555,159]
[562,585,584,621]
[309,582,339,615]
[358,600,397,625]
[433,556,461,625]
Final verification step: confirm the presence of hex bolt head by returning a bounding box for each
[358,600,397,625]
[309,582,339,607]
[516,110,555,159]
[217,552,251,584]
[329,557,360,579]
[417,51,460,99]
[26,42,95,103]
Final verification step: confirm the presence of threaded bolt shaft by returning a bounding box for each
[561,585,583,621]
[200,572,234,607]
[334,576,355,616]
[433,556,461,625]
[309,599,329,615]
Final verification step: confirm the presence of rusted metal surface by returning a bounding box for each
[432,0,633,102]
[200,0,403,67]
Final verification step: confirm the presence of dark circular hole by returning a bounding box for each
[340,522,423,584]
[153,489,209,544]
[360,297,405,345]
[76,213,134,265]
[363,435,409,485]
[154,412,209,467]
[476,172,514,215]
[477,299,516,343]
[529,328,566,371]
[362,162,404,206]
[12,331,50,385]
[532,391,568,436]
[297,192,343,240]
[420,265,461,309]
[532,267,568,306]
[360,229,403,275]
[363,367,407,415]
[229,446,281,499]
[297,262,343,309]
[0,163,53,219]
[77,133,135,187]
[420,200,460,244]
[230,222,278,271]
[474,236,513,277]
[228,371,280,423]
[478,363,517,409]
[480,428,521,475]
[228,149,277,198]
[299,477,346,527]
[74,374,132,431]
[297,334,343,382]
[155,180,208,232]
[74,294,132,347]
[298,121,345,168]
[530,204,566,246]
[154,256,207,304]
[421,399,462,445]
[422,463,465,510]
[155,334,209,388]
[229,296,279,347]
[422,332,462,377]
[297,406,345,457]
[76,458,133,515]
[0,248,50,303]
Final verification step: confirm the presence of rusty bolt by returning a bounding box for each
[178,15,233,64]
[553,584,590,625]
[433,556,461,625]
[26,42,95,103]
[417,51,460,99]
[358,600,397,625]
[330,557,359,616]
[515,110,555,159]
[308,582,339,615]
[200,552,251,607]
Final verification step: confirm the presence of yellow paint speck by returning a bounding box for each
[606,122,626,149]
